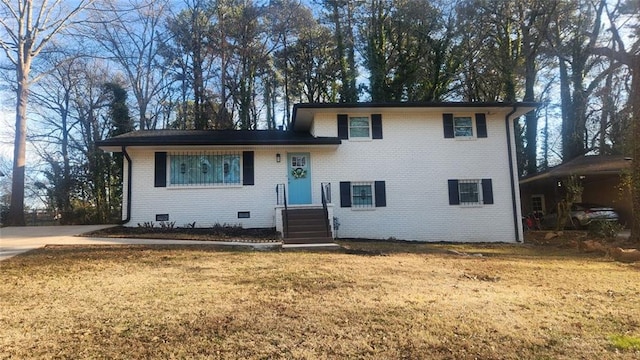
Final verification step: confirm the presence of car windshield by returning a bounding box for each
[572,203,610,211]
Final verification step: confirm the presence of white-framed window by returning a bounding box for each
[531,194,545,214]
[352,182,374,208]
[169,151,241,186]
[454,116,473,138]
[349,116,370,138]
[448,179,493,206]
[458,179,481,205]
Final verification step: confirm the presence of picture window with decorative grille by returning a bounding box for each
[169,152,241,186]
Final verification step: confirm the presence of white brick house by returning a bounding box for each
[98,102,536,243]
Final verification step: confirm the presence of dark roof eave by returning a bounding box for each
[519,155,632,184]
[293,101,542,110]
[97,138,342,147]
[520,170,625,184]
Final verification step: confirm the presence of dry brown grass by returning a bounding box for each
[1,242,640,359]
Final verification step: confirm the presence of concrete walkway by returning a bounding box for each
[0,225,283,261]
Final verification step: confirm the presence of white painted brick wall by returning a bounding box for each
[122,108,523,242]
[310,109,522,243]
[126,147,291,229]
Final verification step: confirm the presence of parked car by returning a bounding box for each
[541,203,619,230]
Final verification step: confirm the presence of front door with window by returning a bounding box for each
[288,153,311,204]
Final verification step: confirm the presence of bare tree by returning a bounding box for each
[30,54,83,223]
[546,0,614,162]
[594,0,640,242]
[163,0,216,130]
[0,0,94,225]
[91,0,172,130]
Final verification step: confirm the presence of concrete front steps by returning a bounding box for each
[283,208,333,244]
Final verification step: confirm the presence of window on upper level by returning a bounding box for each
[338,114,383,140]
[349,116,371,138]
[454,116,473,138]
[443,113,487,139]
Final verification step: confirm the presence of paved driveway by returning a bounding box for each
[0,225,280,261]
[1,225,115,261]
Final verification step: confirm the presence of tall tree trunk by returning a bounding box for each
[330,0,357,103]
[367,0,387,102]
[599,67,614,154]
[569,62,589,159]
[523,45,538,175]
[8,72,29,226]
[631,56,640,243]
[558,57,573,161]
[61,100,73,223]
[192,7,206,130]
[344,1,357,102]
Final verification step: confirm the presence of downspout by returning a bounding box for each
[505,106,521,242]
[121,146,132,225]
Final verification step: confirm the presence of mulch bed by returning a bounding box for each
[83,225,280,243]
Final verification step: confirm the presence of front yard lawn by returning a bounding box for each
[1,242,639,359]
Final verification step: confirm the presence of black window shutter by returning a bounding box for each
[337,114,349,139]
[340,181,351,207]
[371,114,383,139]
[154,152,167,187]
[242,151,254,185]
[374,181,386,207]
[476,113,487,138]
[482,178,494,204]
[443,113,454,138]
[448,179,459,205]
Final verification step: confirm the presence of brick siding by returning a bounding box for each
[123,108,523,242]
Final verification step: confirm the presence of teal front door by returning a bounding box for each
[288,153,311,204]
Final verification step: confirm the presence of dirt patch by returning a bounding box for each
[524,230,640,263]
[524,230,589,247]
[524,230,637,247]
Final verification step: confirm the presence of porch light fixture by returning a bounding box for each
[276,153,281,163]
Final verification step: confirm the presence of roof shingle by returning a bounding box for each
[97,129,341,147]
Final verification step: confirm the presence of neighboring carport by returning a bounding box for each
[519,155,633,227]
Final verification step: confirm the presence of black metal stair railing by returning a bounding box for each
[276,184,288,238]
[321,182,331,238]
